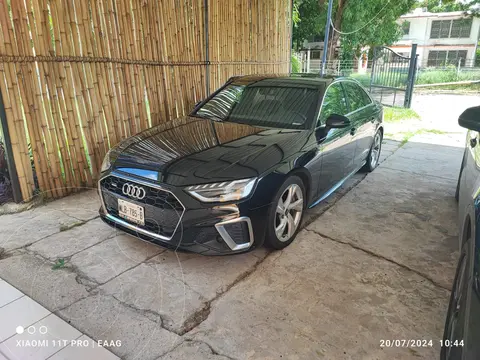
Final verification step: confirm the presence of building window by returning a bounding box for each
[427,50,468,66]
[310,50,321,59]
[430,19,472,39]
[402,21,410,36]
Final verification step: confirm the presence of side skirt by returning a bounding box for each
[308,161,366,209]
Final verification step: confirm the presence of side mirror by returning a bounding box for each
[459,106,480,131]
[326,114,350,129]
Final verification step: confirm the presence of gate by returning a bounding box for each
[370,44,418,108]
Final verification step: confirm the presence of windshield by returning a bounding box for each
[194,83,319,129]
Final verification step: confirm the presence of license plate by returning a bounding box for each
[118,199,145,226]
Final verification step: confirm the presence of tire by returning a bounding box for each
[440,248,468,360]
[264,175,306,250]
[363,130,383,172]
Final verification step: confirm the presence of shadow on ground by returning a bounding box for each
[0,137,461,359]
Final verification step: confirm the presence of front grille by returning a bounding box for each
[100,175,184,239]
[101,176,184,211]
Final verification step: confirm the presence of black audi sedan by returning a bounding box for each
[98,75,383,254]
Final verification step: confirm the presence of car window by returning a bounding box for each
[360,87,373,106]
[195,83,318,129]
[195,85,244,120]
[343,82,371,113]
[317,83,348,126]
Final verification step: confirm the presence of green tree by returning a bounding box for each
[336,0,417,60]
[292,0,325,50]
[293,0,418,59]
[418,0,480,13]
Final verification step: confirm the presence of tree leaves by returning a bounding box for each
[293,0,418,58]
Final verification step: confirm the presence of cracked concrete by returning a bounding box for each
[157,340,235,360]
[186,231,449,359]
[0,138,462,359]
[56,294,181,360]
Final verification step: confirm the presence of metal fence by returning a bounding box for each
[294,52,480,88]
[415,58,480,86]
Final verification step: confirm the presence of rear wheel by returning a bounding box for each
[441,244,469,360]
[363,130,382,172]
[265,176,305,250]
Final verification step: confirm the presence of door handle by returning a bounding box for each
[350,127,356,136]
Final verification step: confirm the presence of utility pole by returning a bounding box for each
[321,0,334,76]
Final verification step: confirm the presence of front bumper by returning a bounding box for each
[98,171,261,255]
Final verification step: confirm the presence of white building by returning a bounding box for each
[393,8,480,67]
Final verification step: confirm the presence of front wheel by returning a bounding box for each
[363,130,382,172]
[265,176,305,250]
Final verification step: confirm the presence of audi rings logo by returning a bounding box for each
[122,183,146,200]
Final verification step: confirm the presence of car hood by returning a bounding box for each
[111,116,311,186]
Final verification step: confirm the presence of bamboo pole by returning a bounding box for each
[0,0,291,201]
[11,0,62,197]
[32,0,75,194]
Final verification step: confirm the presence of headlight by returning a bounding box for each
[185,178,256,203]
[100,151,111,172]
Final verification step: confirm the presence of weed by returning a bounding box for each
[384,107,421,123]
[52,258,66,270]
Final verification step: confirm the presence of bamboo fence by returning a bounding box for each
[0,0,291,202]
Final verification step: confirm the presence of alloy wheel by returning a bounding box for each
[275,184,304,242]
[445,251,467,359]
[370,132,382,167]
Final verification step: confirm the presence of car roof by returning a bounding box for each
[228,74,339,90]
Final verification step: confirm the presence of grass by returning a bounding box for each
[384,107,421,123]
[395,128,448,146]
[421,129,447,135]
[59,220,85,232]
[348,67,480,88]
[416,67,480,85]
[52,258,66,270]
[416,83,480,92]
[399,131,417,146]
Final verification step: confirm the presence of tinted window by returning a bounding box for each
[317,83,348,126]
[195,83,318,129]
[344,82,371,113]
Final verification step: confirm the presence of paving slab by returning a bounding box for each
[0,211,82,252]
[48,335,120,360]
[69,234,164,284]
[381,140,463,180]
[146,249,265,300]
[0,295,50,342]
[28,218,116,260]
[57,294,180,360]
[0,253,89,311]
[0,313,81,360]
[100,263,206,334]
[41,189,100,222]
[0,279,23,307]
[188,231,449,360]
[158,340,231,360]
[308,167,458,289]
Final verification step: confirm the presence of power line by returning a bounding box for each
[330,0,393,35]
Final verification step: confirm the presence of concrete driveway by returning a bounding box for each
[0,135,462,359]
